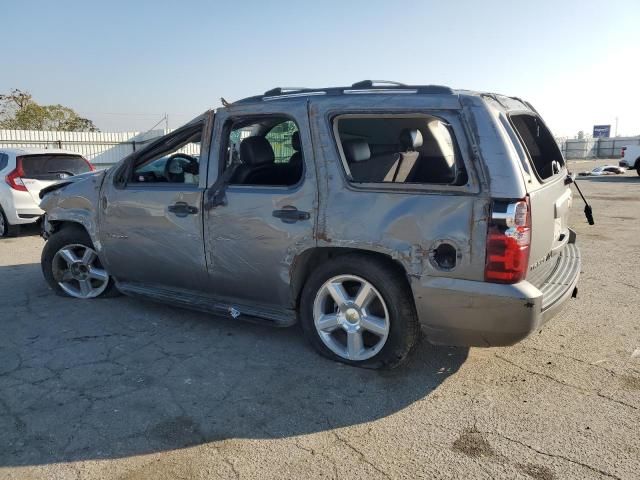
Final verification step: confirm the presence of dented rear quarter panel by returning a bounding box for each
[308,94,493,283]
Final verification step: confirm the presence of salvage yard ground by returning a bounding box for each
[0,160,638,480]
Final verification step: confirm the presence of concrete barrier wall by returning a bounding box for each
[0,129,168,167]
[557,136,640,159]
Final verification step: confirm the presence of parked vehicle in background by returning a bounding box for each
[619,145,640,175]
[39,81,581,369]
[0,148,93,237]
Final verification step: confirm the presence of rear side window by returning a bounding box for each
[20,154,92,180]
[510,114,564,180]
[334,115,467,186]
[0,153,8,171]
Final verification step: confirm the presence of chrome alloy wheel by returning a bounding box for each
[51,244,109,298]
[313,274,390,361]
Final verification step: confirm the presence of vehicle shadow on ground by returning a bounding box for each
[3,223,41,238]
[0,263,468,467]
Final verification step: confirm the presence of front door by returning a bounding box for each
[204,104,316,310]
[98,117,211,291]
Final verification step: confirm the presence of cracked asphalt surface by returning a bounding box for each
[0,160,638,479]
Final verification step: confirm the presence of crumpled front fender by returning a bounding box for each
[40,170,106,250]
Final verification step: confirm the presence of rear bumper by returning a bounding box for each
[412,243,581,347]
[0,189,42,225]
[619,159,636,169]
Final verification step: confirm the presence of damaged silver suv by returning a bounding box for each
[39,81,581,368]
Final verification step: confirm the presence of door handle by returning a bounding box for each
[272,206,310,223]
[168,202,199,217]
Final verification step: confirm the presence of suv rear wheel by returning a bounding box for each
[41,225,120,298]
[300,254,420,369]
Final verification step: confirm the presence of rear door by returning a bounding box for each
[19,154,93,204]
[203,104,316,310]
[509,114,572,278]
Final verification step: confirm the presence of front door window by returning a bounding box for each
[131,127,202,185]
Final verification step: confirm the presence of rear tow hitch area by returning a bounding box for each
[566,173,594,225]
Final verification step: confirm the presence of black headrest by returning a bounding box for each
[399,129,423,150]
[240,136,275,166]
[291,131,301,151]
[342,139,371,163]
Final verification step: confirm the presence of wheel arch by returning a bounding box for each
[289,246,413,309]
[45,219,93,243]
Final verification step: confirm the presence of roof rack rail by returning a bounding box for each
[350,80,407,88]
[233,82,454,105]
[263,87,312,96]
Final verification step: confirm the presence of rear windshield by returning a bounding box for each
[20,154,91,180]
[510,114,564,180]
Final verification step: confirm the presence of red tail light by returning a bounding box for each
[485,198,531,284]
[5,156,28,191]
[621,147,626,158]
[84,157,95,171]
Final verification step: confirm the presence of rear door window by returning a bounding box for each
[223,117,304,187]
[21,154,92,180]
[510,114,564,180]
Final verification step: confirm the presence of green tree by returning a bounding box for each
[0,89,98,131]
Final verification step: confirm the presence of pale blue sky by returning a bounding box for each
[3,0,639,136]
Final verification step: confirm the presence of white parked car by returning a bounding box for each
[619,145,640,175]
[0,148,93,237]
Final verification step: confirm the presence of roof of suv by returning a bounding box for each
[229,80,532,111]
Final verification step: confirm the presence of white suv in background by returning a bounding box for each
[619,145,640,175]
[0,148,94,237]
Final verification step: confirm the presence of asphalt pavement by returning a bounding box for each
[0,160,638,479]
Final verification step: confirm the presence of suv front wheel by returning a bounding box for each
[300,254,420,369]
[41,225,120,298]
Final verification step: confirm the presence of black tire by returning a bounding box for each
[0,206,20,238]
[299,254,420,369]
[41,224,120,298]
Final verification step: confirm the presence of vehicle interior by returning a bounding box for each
[335,115,467,185]
[510,114,565,180]
[130,128,202,185]
[224,117,303,187]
